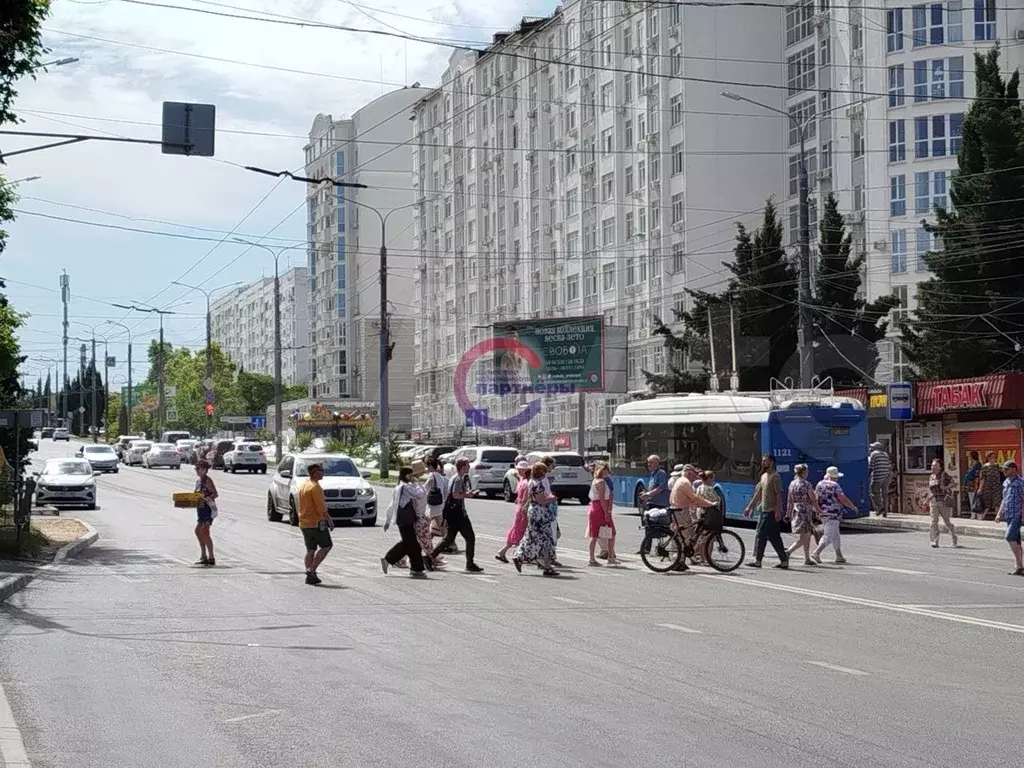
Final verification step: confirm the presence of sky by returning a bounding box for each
[5,0,555,392]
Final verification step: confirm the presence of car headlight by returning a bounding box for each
[357,486,375,497]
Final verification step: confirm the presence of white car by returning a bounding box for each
[502,451,591,505]
[267,453,377,526]
[123,440,153,466]
[175,439,198,463]
[143,443,182,469]
[52,427,70,441]
[34,458,98,509]
[224,442,268,474]
[443,445,520,497]
[76,444,119,473]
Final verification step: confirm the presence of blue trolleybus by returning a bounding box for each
[608,392,870,521]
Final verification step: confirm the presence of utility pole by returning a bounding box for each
[157,312,165,435]
[102,340,111,437]
[729,302,740,392]
[707,304,719,392]
[79,343,87,435]
[796,128,813,389]
[379,237,391,479]
[60,269,69,424]
[90,337,97,441]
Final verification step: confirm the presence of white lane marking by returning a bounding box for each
[706,574,1024,635]
[0,678,31,768]
[806,661,870,677]
[551,596,584,605]
[900,603,1022,610]
[657,623,703,634]
[224,709,283,724]
[865,566,929,576]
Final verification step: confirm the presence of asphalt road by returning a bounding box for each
[2,440,1022,768]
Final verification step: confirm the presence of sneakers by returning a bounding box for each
[410,570,428,579]
[305,571,321,585]
[465,563,485,573]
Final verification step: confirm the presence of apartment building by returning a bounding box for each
[303,86,430,432]
[410,0,788,449]
[210,267,311,386]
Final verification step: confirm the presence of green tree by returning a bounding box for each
[160,343,242,436]
[812,193,899,385]
[284,383,308,401]
[144,338,174,387]
[645,200,797,392]
[900,47,1024,377]
[236,371,275,416]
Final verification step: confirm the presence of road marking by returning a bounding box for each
[224,709,283,724]
[864,566,929,576]
[551,596,584,605]
[707,574,1024,634]
[806,661,870,677]
[0,678,31,768]
[657,623,703,634]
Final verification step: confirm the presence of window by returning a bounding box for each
[914,57,965,102]
[914,171,931,213]
[566,230,580,258]
[602,262,615,291]
[565,187,579,216]
[912,4,946,46]
[931,114,947,156]
[670,94,683,126]
[788,97,816,146]
[950,112,964,152]
[672,292,685,318]
[625,212,634,238]
[601,172,614,200]
[672,242,685,273]
[625,165,634,193]
[624,74,633,102]
[671,143,684,175]
[584,269,598,298]
[624,119,633,148]
[669,44,682,75]
[915,113,959,159]
[932,170,948,210]
[567,274,580,302]
[914,117,928,159]
[888,65,905,107]
[600,82,613,109]
[916,226,936,270]
[601,217,614,246]
[601,128,613,155]
[671,193,685,224]
[887,8,904,51]
[891,229,907,273]
[974,0,995,40]
[785,1,815,46]
[787,46,816,95]
[891,174,907,216]
[788,152,817,195]
[889,120,906,162]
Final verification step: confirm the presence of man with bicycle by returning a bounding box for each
[666,464,719,571]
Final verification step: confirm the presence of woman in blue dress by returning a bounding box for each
[513,461,560,577]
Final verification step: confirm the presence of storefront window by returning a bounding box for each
[905,421,943,471]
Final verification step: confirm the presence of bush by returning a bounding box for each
[295,431,313,451]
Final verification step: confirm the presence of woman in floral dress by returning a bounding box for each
[513,461,560,577]
[977,451,1004,521]
[496,461,531,563]
[785,464,821,565]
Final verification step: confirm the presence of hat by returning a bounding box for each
[515,460,530,470]
[825,466,844,479]
[681,464,696,472]
[1002,460,1018,470]
[672,464,685,473]
[870,442,883,451]
[410,459,427,476]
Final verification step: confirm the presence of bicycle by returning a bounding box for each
[639,506,745,573]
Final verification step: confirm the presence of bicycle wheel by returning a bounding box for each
[640,530,683,573]
[702,529,745,573]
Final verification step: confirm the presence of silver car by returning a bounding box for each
[35,458,98,509]
[444,445,520,497]
[267,453,377,526]
[124,440,153,466]
[143,443,182,469]
[77,444,119,473]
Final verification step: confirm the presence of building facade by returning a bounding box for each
[303,86,430,432]
[410,0,786,450]
[210,267,310,386]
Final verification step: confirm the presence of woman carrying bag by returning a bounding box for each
[380,467,428,578]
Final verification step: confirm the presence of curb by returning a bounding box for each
[0,519,99,604]
[843,517,1005,540]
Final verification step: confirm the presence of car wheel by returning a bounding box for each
[230,465,237,474]
[86,504,96,511]
[362,515,377,527]
[288,497,299,526]
[113,468,119,474]
[259,467,267,475]
[503,481,515,503]
[267,493,282,522]
[578,496,590,506]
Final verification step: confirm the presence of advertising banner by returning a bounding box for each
[492,316,605,392]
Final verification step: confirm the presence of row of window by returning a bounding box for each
[887,0,995,53]
[890,227,940,273]
[887,57,965,106]
[888,113,963,161]
[890,169,950,216]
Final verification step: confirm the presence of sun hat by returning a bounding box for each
[516,460,530,470]
[825,466,843,479]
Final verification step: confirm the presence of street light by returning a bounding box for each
[720,90,877,389]
[102,319,134,434]
[31,57,79,71]
[171,280,244,436]
[112,303,175,434]
[0,175,41,189]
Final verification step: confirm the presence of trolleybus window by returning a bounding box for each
[612,423,761,484]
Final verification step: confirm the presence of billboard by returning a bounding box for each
[491,316,606,393]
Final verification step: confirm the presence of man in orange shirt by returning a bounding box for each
[298,463,334,585]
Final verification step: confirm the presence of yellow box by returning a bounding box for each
[172,492,203,508]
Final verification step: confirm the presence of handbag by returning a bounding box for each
[207,498,218,519]
[597,525,613,540]
[395,485,418,526]
[426,478,443,507]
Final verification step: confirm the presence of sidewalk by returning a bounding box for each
[843,513,1006,540]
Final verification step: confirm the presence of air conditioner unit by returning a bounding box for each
[617,105,628,114]
[507,110,515,118]
[669,27,679,38]
[649,180,661,192]
[630,47,642,58]
[1016,28,1024,39]
[542,103,552,112]
[481,199,490,209]
[544,225,553,235]
[672,222,685,232]
[554,221,564,230]
[873,240,889,251]
[851,48,864,64]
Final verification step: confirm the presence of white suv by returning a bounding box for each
[501,451,591,505]
[445,445,520,498]
[224,442,268,474]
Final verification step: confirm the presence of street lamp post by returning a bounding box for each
[172,281,243,437]
[113,304,175,435]
[720,91,877,389]
[103,320,134,433]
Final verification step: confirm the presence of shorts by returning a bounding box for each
[1005,517,1022,544]
[196,506,213,526]
[302,526,333,551]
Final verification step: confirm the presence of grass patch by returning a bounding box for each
[0,525,47,559]
[368,471,398,487]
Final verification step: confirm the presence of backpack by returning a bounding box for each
[426,472,444,506]
[395,485,418,526]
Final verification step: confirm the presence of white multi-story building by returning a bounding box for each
[410,1,787,449]
[210,267,311,386]
[304,86,430,431]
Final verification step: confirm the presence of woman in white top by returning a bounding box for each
[381,466,428,577]
[587,462,619,565]
[423,457,449,566]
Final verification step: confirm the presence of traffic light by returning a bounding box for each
[205,402,214,416]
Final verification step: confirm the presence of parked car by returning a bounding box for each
[443,445,520,497]
[77,444,119,473]
[159,430,191,445]
[223,442,268,474]
[34,458,98,510]
[205,439,235,470]
[52,427,70,442]
[502,451,590,505]
[115,435,142,460]
[41,427,54,439]
[123,440,153,466]
[143,442,182,469]
[267,453,376,526]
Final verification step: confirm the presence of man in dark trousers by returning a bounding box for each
[430,457,484,572]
